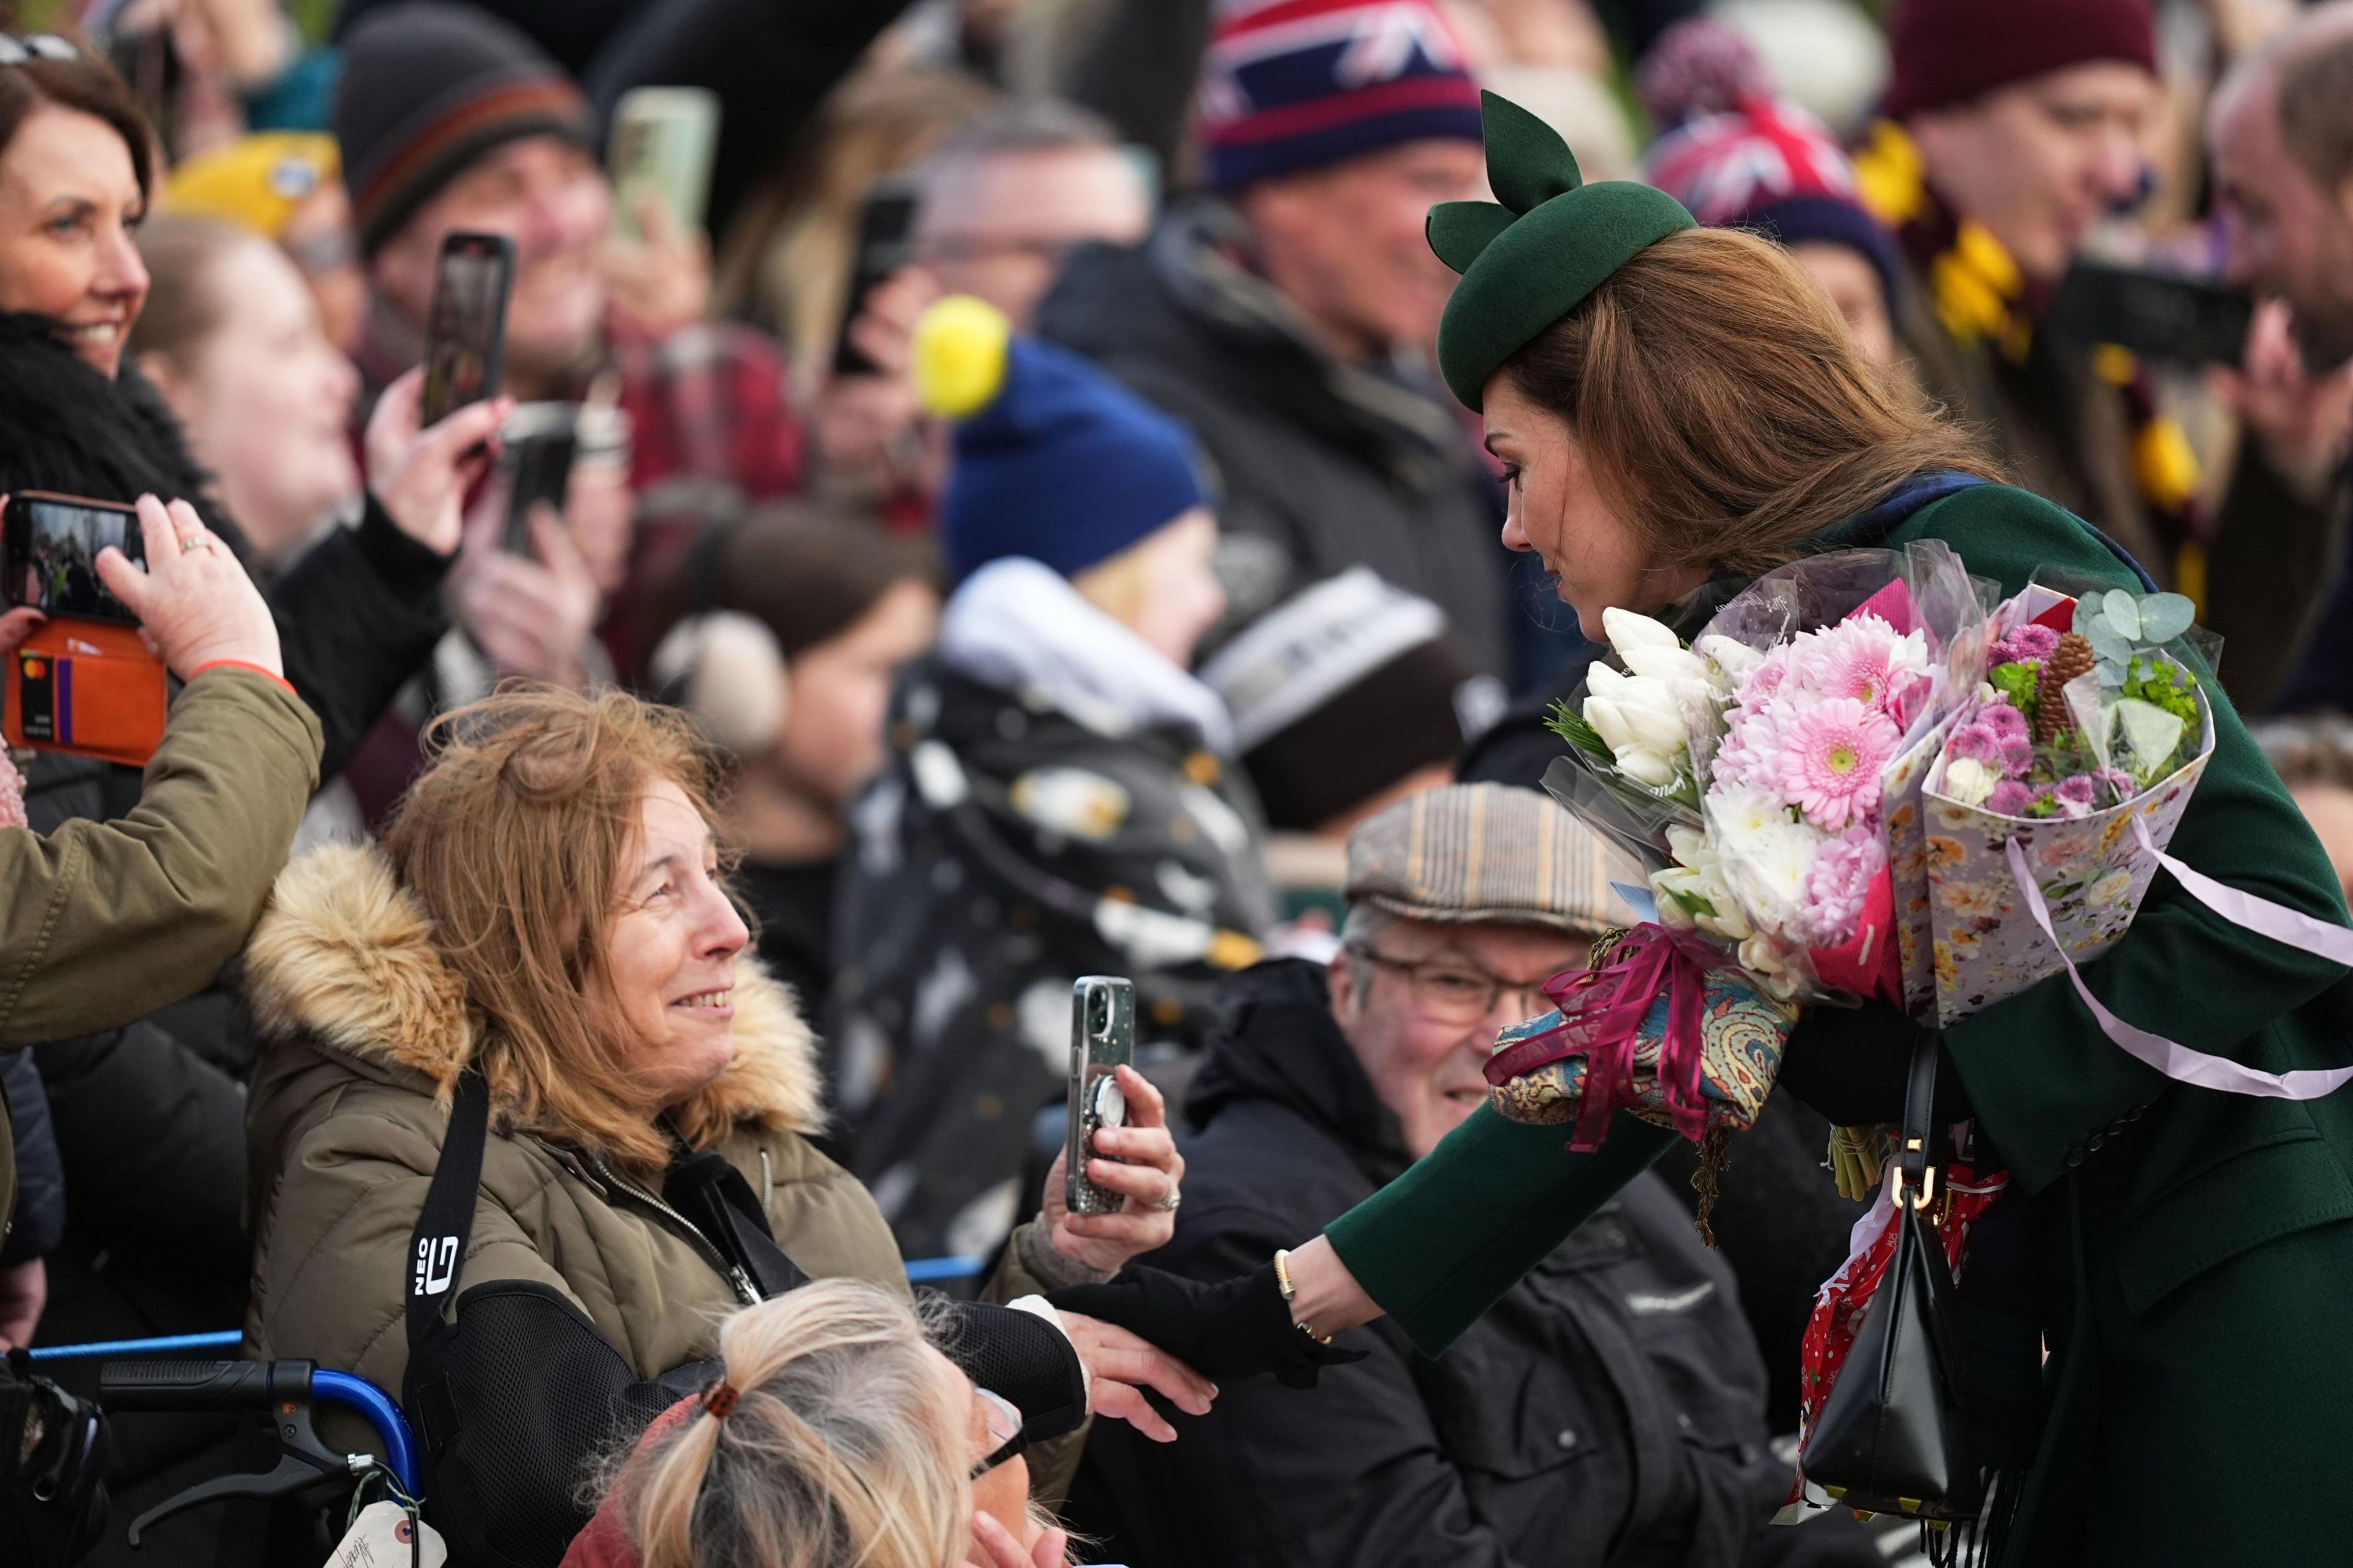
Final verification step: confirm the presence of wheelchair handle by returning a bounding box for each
[99,1358,310,1414]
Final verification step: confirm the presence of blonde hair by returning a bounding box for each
[1502,226,2001,578]
[381,683,734,1176]
[616,1281,972,1568]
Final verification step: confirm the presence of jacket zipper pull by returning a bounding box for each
[729,1263,762,1305]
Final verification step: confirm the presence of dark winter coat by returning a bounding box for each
[832,655,1275,1260]
[0,310,452,781]
[1035,202,1514,678]
[0,1051,61,1265]
[1069,961,1871,1568]
[1327,482,2353,1566]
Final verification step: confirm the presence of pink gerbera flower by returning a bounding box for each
[1800,614,1922,717]
[1776,697,1898,831]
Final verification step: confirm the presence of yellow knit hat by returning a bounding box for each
[163,134,340,241]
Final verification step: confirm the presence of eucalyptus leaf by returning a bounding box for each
[2136,593,2195,644]
[2085,618,2133,665]
[2098,664,2124,687]
[2103,594,2142,641]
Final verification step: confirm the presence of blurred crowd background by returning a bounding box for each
[4,0,2353,1563]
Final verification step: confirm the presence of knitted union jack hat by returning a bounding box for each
[1197,0,1485,192]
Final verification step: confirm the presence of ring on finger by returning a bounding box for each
[1150,1190,1181,1213]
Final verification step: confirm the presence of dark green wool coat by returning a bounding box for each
[1326,482,2353,1566]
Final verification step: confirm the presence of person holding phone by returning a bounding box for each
[1846,0,2341,711]
[0,493,324,1269]
[333,4,805,687]
[0,31,504,784]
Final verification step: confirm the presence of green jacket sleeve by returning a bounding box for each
[1901,487,2353,1192]
[1325,1107,1677,1357]
[0,667,322,1048]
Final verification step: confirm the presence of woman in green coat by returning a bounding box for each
[1176,96,2353,1566]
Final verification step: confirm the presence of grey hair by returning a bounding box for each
[1338,901,1401,1009]
[915,98,1124,197]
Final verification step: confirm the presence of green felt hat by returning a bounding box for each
[1430,91,1697,411]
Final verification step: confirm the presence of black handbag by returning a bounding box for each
[1799,1029,1984,1539]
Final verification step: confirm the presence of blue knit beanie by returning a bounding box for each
[919,298,1205,585]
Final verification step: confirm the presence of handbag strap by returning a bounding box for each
[405,1069,490,1358]
[1894,1028,1942,1213]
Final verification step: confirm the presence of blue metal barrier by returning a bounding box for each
[28,1330,244,1362]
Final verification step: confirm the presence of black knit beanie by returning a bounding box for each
[1202,569,1478,833]
[333,2,592,257]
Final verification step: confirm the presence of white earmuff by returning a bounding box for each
[650,611,790,758]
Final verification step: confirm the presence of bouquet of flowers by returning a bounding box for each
[1489,544,1989,1152]
[1916,582,2216,1023]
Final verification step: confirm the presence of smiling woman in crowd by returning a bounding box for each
[0,31,493,778]
[1099,91,2353,1566]
[131,214,363,572]
[239,684,1208,1562]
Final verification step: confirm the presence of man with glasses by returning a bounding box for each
[1069,783,1866,1567]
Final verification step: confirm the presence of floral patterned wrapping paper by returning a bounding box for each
[1881,712,1964,1021]
[1488,966,1797,1135]
[1919,698,2215,1026]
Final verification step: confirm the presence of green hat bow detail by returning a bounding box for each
[1430,90,1696,411]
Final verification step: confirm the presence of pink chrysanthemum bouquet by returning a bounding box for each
[1602,542,1990,1009]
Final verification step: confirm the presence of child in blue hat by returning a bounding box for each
[830,299,1275,1263]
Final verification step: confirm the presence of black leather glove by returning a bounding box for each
[1779,1000,1971,1127]
[1048,1263,1367,1390]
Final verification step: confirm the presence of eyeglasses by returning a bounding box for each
[970,1387,1025,1479]
[0,35,79,66]
[1346,943,1559,1028]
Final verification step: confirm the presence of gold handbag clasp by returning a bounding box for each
[1890,1161,1939,1213]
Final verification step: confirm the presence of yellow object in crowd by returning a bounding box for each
[163,133,339,242]
[912,295,1013,419]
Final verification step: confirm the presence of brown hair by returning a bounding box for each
[0,36,154,206]
[126,213,259,367]
[1501,226,1999,579]
[606,1281,973,1568]
[382,683,736,1175]
[2273,13,2353,193]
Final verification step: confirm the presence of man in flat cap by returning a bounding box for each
[1069,783,1877,1567]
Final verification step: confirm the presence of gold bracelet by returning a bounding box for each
[1271,1248,1333,1347]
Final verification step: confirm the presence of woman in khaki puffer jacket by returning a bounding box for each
[236,686,1207,1559]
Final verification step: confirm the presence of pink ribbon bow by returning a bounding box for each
[1482,923,1722,1151]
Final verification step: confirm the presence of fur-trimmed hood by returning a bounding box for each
[242,843,825,1138]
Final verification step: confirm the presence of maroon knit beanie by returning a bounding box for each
[1882,0,2156,121]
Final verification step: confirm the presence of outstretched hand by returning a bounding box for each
[1051,1309,1217,1443]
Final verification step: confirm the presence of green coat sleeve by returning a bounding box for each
[1325,1107,1677,1356]
[1899,486,2352,1192]
[0,667,322,1048]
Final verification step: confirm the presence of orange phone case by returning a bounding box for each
[5,618,167,767]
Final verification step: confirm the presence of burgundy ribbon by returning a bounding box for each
[1481,923,1721,1152]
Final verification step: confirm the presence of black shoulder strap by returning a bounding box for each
[406,1069,490,1358]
